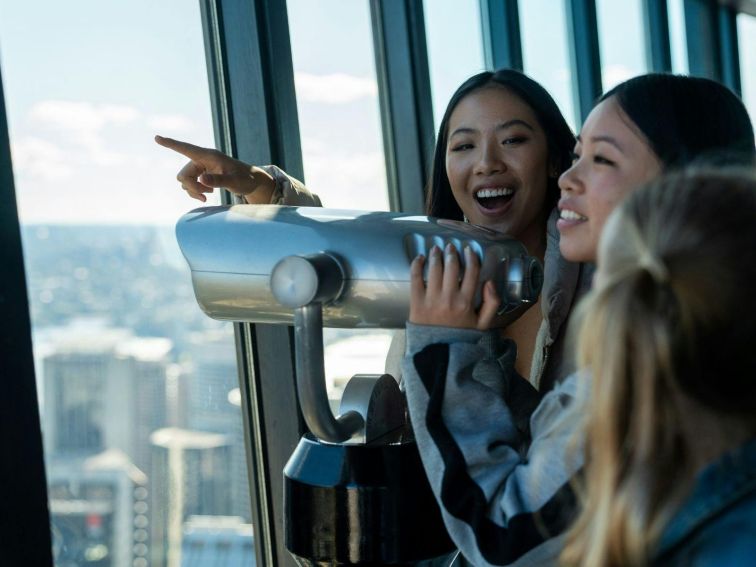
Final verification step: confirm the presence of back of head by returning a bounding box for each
[427,69,575,219]
[601,74,755,169]
[562,168,756,566]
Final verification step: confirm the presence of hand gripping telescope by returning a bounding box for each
[177,205,543,566]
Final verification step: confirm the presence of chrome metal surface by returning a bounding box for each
[177,205,543,328]
[294,304,363,444]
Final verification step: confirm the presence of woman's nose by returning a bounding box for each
[558,162,581,193]
[474,141,506,176]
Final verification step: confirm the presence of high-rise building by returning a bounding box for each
[181,515,255,566]
[185,329,251,522]
[47,449,150,567]
[150,427,232,567]
[41,320,172,475]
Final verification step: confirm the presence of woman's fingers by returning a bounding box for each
[177,162,213,201]
[441,244,461,295]
[426,246,443,297]
[459,246,480,299]
[409,255,427,323]
[476,281,501,330]
[155,135,213,161]
[408,244,499,329]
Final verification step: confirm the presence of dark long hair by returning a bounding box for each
[601,74,755,169]
[426,69,576,220]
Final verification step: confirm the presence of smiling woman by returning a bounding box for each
[556,96,662,262]
[445,85,551,259]
[557,73,756,264]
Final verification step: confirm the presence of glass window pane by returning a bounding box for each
[287,0,394,405]
[0,1,254,565]
[287,0,388,212]
[520,0,578,131]
[423,0,486,129]
[596,0,648,90]
[737,13,756,132]
[668,0,689,73]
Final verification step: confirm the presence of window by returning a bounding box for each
[287,0,394,404]
[423,0,486,129]
[737,12,756,131]
[520,0,578,131]
[0,1,253,565]
[668,0,689,73]
[596,0,648,90]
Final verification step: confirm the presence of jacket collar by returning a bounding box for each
[657,437,756,556]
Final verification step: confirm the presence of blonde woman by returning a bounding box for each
[561,169,756,566]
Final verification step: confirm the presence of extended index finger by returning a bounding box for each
[155,135,212,160]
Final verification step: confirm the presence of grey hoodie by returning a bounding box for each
[401,210,594,566]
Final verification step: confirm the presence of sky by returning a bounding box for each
[0,0,754,225]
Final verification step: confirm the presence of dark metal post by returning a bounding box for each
[566,0,603,124]
[643,0,673,72]
[684,0,722,80]
[0,67,54,566]
[718,4,742,95]
[479,0,524,71]
[370,0,435,214]
[199,1,305,565]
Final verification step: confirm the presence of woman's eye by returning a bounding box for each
[570,151,580,164]
[593,154,615,166]
[450,143,473,152]
[502,136,526,145]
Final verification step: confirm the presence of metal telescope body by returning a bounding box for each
[176,204,543,566]
[176,205,543,328]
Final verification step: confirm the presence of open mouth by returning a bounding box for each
[559,209,587,222]
[475,187,514,211]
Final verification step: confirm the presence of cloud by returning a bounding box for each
[148,113,195,133]
[25,100,141,166]
[11,136,74,181]
[29,100,140,133]
[295,72,377,104]
[300,140,389,211]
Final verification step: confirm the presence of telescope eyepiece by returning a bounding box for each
[271,253,345,308]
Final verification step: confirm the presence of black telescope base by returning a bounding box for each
[284,430,456,566]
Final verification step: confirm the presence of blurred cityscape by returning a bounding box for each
[23,224,391,567]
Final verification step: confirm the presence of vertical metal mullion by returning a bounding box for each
[566,0,603,124]
[643,0,673,72]
[0,67,54,566]
[199,1,304,566]
[370,0,435,214]
[684,0,722,80]
[479,0,524,71]
[718,5,741,95]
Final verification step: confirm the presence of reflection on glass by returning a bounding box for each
[668,0,689,74]
[0,0,254,565]
[596,0,648,90]
[423,0,485,129]
[737,13,756,132]
[287,0,395,404]
[520,0,578,130]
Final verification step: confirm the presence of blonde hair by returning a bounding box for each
[560,169,756,566]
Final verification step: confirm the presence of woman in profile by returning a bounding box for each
[561,168,756,566]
